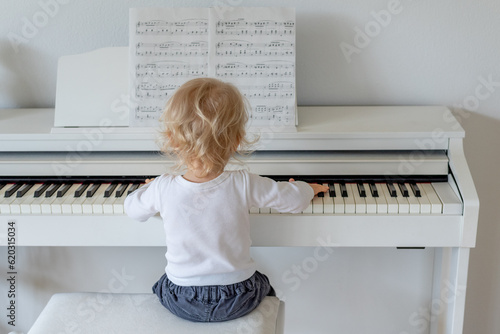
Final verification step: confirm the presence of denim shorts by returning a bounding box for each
[152,271,275,322]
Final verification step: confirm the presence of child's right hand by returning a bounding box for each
[289,178,328,196]
[309,183,329,196]
[145,178,155,184]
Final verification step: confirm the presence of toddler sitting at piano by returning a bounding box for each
[124,77,327,322]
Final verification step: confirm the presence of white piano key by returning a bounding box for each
[51,184,80,214]
[10,185,38,214]
[41,193,59,214]
[20,183,47,214]
[420,183,443,214]
[381,183,399,214]
[71,191,89,214]
[432,182,463,215]
[81,184,101,214]
[302,200,313,214]
[350,183,366,214]
[30,193,47,214]
[90,184,110,214]
[333,183,344,214]
[374,183,388,214]
[343,184,356,214]
[260,207,271,214]
[103,196,117,214]
[394,184,410,214]
[312,196,324,214]
[249,206,260,214]
[363,183,377,214]
[0,184,18,214]
[322,183,334,214]
[61,183,84,214]
[112,195,127,214]
[271,207,280,214]
[404,183,421,214]
[416,183,432,214]
[102,183,130,214]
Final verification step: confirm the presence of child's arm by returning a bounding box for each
[247,173,318,214]
[289,178,328,196]
[124,177,162,222]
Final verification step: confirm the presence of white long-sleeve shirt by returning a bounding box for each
[124,169,314,286]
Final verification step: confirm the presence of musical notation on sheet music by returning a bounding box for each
[250,104,294,124]
[215,62,294,78]
[210,7,296,130]
[135,83,180,100]
[136,19,208,35]
[215,40,294,57]
[129,7,296,129]
[136,41,209,57]
[215,19,294,37]
[135,62,208,78]
[241,81,295,100]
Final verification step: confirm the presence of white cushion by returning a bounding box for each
[28,293,280,334]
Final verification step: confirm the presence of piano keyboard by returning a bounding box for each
[0,179,143,215]
[252,181,462,215]
[0,177,462,215]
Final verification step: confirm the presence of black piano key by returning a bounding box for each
[5,183,23,198]
[0,183,6,192]
[328,184,336,197]
[410,183,421,197]
[57,184,72,197]
[369,183,378,197]
[398,183,409,197]
[104,183,118,198]
[34,183,51,198]
[386,183,397,197]
[86,184,101,198]
[357,183,366,197]
[127,183,140,195]
[16,183,34,197]
[115,184,129,198]
[317,191,324,198]
[46,184,62,197]
[74,183,90,198]
[339,183,348,197]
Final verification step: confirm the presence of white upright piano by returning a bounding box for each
[0,48,479,334]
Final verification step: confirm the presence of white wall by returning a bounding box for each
[1,1,499,333]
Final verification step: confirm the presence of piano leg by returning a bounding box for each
[430,247,470,334]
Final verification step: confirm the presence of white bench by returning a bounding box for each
[28,293,283,334]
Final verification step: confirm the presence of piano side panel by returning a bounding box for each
[448,138,480,247]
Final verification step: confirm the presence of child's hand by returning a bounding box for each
[145,178,155,184]
[309,183,329,196]
[289,178,328,196]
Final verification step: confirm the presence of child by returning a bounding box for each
[124,78,327,322]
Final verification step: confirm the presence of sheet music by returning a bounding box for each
[210,7,296,130]
[129,7,296,130]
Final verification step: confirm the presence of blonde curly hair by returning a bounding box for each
[159,78,252,177]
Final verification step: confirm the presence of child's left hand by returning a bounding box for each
[145,178,155,184]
